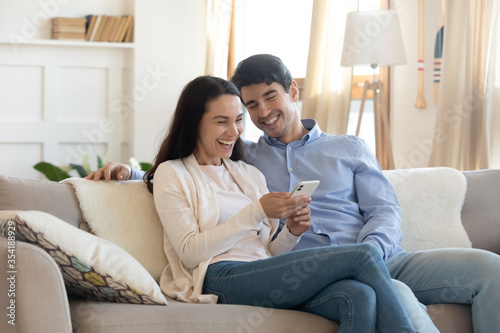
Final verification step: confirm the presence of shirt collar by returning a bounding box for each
[264,118,322,147]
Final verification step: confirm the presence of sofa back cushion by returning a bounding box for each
[384,167,472,252]
[462,169,500,255]
[0,175,83,228]
[61,178,168,282]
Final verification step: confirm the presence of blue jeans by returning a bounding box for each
[387,248,500,333]
[203,243,416,333]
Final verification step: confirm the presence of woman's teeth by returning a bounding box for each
[218,139,234,147]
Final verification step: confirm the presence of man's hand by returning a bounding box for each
[85,162,132,181]
[286,205,311,237]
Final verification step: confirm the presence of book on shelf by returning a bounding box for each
[85,15,97,40]
[88,15,102,41]
[85,14,134,43]
[93,16,109,41]
[50,15,134,43]
[123,16,134,43]
[51,17,86,41]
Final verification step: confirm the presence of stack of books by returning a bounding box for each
[85,15,134,43]
[51,17,87,40]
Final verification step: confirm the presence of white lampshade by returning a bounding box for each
[341,10,406,67]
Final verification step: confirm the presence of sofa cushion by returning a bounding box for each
[427,304,473,333]
[69,298,338,333]
[461,169,500,254]
[62,178,168,282]
[383,167,472,252]
[0,210,167,305]
[0,175,83,229]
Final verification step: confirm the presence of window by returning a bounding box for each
[236,0,384,148]
[234,0,313,142]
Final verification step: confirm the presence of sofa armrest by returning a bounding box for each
[0,236,72,333]
[462,169,500,255]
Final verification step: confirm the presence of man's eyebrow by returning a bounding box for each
[244,89,278,107]
[244,99,256,107]
[263,89,278,97]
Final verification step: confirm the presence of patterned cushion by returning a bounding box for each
[0,210,167,305]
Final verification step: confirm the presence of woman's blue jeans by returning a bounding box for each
[203,243,416,333]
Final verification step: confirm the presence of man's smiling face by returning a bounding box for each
[241,81,302,144]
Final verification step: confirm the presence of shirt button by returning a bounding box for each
[288,146,292,150]
[289,167,293,172]
[317,229,322,233]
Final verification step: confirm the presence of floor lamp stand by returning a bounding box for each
[355,80,395,169]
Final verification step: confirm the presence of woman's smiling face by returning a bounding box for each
[194,94,244,166]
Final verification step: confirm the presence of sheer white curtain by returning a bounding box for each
[428,0,500,170]
[301,0,357,134]
[205,0,233,77]
[487,0,500,168]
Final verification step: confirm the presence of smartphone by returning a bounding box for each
[290,180,320,198]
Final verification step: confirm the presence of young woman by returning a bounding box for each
[145,75,417,333]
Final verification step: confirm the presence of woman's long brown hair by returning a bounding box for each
[144,76,243,193]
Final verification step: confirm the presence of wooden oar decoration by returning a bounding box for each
[415,0,426,108]
[433,0,445,105]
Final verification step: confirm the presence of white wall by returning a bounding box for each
[391,0,441,169]
[131,0,206,163]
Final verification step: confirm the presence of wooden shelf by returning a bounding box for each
[0,39,134,49]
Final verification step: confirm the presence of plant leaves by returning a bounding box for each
[129,157,141,170]
[139,162,152,171]
[101,152,109,167]
[82,154,91,175]
[70,163,88,177]
[97,154,108,169]
[33,162,71,181]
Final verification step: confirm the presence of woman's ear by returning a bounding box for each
[289,80,300,102]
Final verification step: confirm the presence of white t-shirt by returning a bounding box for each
[200,164,270,264]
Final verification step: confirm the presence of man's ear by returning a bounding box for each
[289,80,300,102]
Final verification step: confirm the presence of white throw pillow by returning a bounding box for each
[63,178,168,282]
[383,167,472,252]
[0,210,167,305]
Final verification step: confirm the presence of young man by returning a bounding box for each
[88,54,500,332]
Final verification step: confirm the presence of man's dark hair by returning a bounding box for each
[231,54,294,93]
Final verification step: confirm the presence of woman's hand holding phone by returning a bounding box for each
[259,192,311,220]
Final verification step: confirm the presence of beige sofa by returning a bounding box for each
[0,168,499,333]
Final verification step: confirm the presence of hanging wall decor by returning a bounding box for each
[415,0,426,108]
[433,0,445,105]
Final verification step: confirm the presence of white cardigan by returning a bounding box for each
[153,154,301,303]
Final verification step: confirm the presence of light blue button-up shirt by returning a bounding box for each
[242,119,404,260]
[133,119,404,260]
